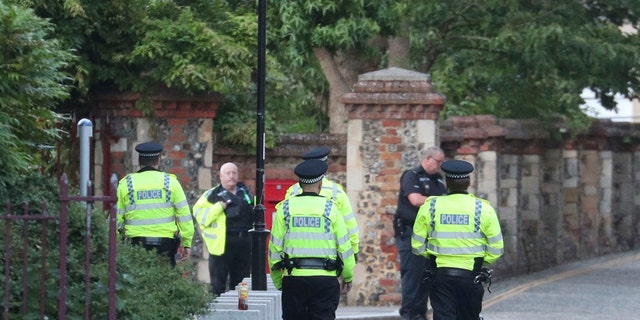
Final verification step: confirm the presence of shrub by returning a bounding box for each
[0,176,213,319]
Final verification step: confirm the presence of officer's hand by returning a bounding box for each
[180,247,191,261]
[354,253,359,263]
[220,201,228,209]
[341,280,352,293]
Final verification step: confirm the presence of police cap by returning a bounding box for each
[294,159,328,184]
[135,142,163,157]
[441,159,474,179]
[301,147,331,161]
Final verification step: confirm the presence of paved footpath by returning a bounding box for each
[336,249,640,320]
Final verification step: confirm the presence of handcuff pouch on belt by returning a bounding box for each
[393,216,414,237]
[271,254,342,276]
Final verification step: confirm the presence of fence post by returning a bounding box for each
[108,173,118,320]
[3,202,11,320]
[59,174,70,320]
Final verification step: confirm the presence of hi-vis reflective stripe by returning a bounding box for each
[284,232,335,242]
[176,215,191,223]
[343,212,359,234]
[271,234,284,248]
[487,245,504,255]
[336,233,350,247]
[270,251,282,261]
[283,247,336,257]
[201,229,218,240]
[328,183,338,201]
[125,216,175,226]
[338,247,354,261]
[487,233,503,244]
[412,232,428,255]
[194,207,212,226]
[125,202,173,211]
[427,243,486,255]
[429,231,485,239]
[289,185,300,198]
[426,241,503,255]
[175,199,189,209]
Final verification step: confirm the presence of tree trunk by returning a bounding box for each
[313,47,351,134]
[388,35,411,68]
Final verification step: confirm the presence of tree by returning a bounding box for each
[0,2,73,179]
[8,0,326,149]
[269,0,640,134]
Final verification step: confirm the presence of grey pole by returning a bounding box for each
[77,118,93,196]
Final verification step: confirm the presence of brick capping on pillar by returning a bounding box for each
[92,90,223,118]
[342,67,446,120]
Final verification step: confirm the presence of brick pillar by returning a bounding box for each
[341,67,445,306]
[92,91,222,283]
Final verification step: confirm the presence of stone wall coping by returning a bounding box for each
[358,67,431,82]
[90,90,224,103]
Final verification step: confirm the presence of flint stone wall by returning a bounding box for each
[91,68,640,307]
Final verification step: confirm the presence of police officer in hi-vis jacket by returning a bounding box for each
[117,142,194,267]
[285,147,360,261]
[270,159,355,320]
[412,159,504,320]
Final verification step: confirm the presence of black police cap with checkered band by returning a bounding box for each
[441,159,474,179]
[135,142,163,157]
[294,159,328,184]
[301,147,331,161]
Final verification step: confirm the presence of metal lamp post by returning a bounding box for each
[249,0,269,291]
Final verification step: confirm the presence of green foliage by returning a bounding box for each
[7,0,326,152]
[0,2,74,176]
[270,0,640,134]
[0,176,213,319]
[406,0,639,133]
[0,171,60,210]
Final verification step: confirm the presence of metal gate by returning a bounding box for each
[1,173,117,320]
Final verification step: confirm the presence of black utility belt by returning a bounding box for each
[131,237,176,246]
[291,258,339,271]
[434,267,477,279]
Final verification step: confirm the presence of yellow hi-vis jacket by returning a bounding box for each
[411,193,504,270]
[269,194,356,290]
[116,169,194,247]
[285,177,360,254]
[192,188,227,256]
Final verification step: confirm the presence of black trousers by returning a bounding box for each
[430,274,484,320]
[397,235,429,320]
[209,233,251,295]
[130,237,178,267]
[281,276,340,320]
